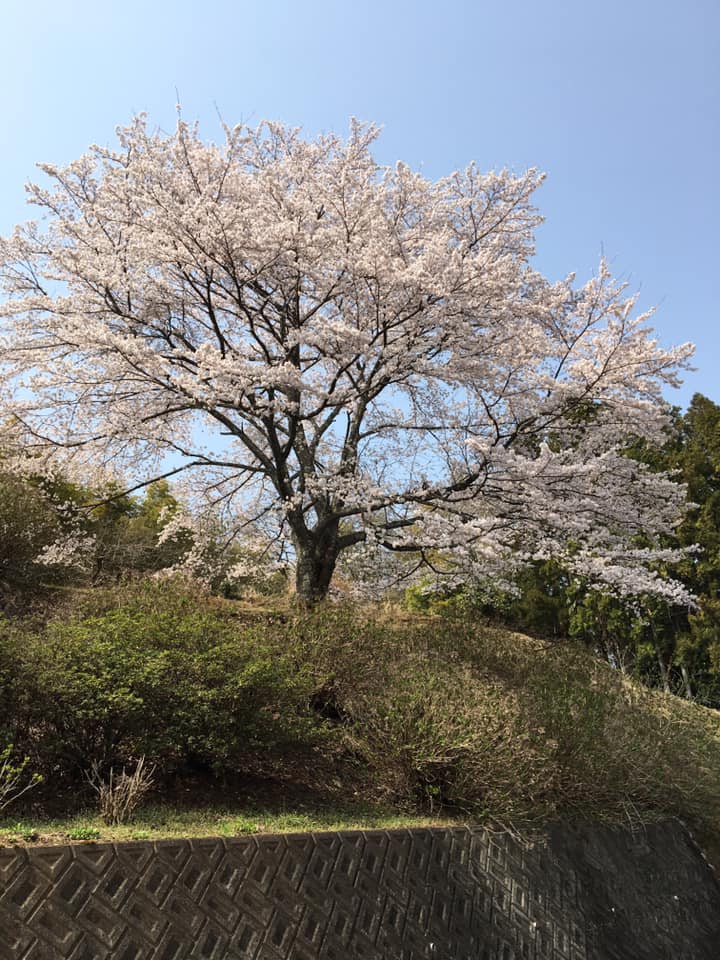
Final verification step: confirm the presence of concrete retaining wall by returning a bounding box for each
[1,820,718,959]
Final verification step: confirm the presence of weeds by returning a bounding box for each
[67,825,101,841]
[86,757,155,825]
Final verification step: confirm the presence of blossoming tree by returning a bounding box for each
[0,116,694,603]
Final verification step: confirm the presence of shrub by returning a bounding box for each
[289,604,720,825]
[0,744,42,812]
[87,757,155,825]
[0,584,320,783]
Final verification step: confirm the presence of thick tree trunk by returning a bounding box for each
[293,524,340,605]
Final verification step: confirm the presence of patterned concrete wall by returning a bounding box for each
[1,820,719,959]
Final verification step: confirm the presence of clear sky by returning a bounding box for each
[1,0,717,407]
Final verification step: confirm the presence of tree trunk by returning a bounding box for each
[293,525,340,605]
[655,645,672,694]
[680,663,694,700]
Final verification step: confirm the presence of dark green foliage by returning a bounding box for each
[574,395,720,704]
[0,585,319,785]
[80,480,190,582]
[0,467,194,610]
[0,471,73,603]
[502,562,572,640]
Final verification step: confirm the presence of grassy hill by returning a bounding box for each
[1,584,719,859]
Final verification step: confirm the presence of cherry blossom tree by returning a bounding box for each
[0,116,694,603]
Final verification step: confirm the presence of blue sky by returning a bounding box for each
[1,0,717,407]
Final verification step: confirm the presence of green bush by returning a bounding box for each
[0,584,319,781]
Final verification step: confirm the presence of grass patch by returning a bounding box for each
[0,800,463,846]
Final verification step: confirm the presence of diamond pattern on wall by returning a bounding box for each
[0,821,719,959]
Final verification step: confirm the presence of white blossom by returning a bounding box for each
[0,115,694,601]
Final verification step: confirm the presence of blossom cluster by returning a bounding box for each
[0,116,694,599]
